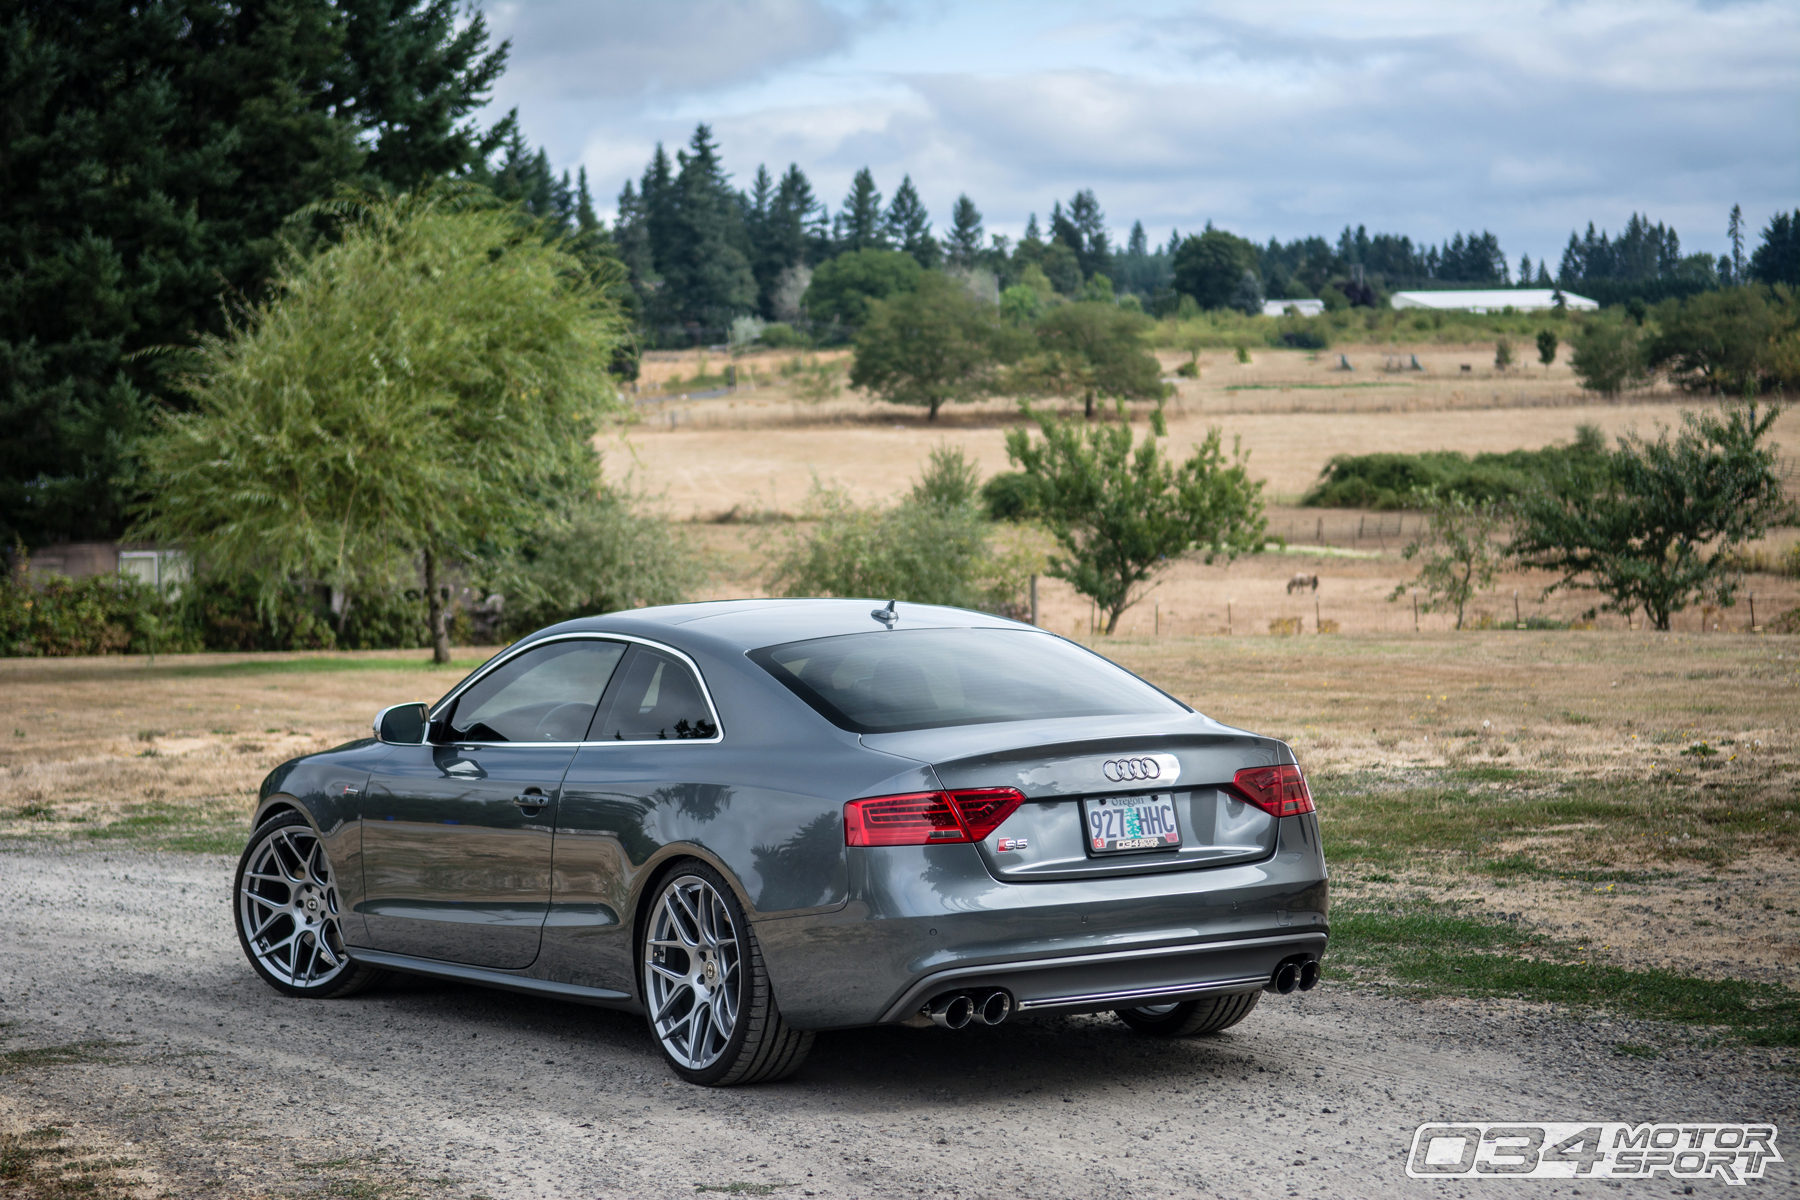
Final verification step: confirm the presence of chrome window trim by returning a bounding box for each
[427,631,725,747]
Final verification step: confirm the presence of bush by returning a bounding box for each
[178,572,339,651]
[1302,428,1606,509]
[980,470,1037,521]
[770,451,1035,617]
[492,489,701,638]
[1569,317,1650,396]
[0,563,188,656]
[757,322,805,348]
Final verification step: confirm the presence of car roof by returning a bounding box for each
[541,598,1032,653]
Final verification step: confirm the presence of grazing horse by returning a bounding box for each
[1287,573,1319,594]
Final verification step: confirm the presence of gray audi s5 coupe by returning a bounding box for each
[234,599,1328,1086]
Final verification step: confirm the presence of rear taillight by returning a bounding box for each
[1231,764,1315,817]
[844,787,1026,847]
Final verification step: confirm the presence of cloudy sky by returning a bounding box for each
[476,0,1798,267]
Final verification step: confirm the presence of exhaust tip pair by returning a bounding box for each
[1266,958,1321,995]
[927,989,1013,1030]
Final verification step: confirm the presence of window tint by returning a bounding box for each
[597,647,718,741]
[749,628,1184,733]
[446,640,626,742]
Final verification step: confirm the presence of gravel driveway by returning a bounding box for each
[1,847,1793,1199]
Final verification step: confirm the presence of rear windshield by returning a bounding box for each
[748,628,1186,733]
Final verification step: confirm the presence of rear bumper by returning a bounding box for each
[875,930,1326,1022]
[756,812,1329,1030]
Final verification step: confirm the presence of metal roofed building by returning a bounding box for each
[1389,288,1598,313]
[1262,298,1326,317]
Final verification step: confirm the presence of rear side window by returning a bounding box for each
[749,628,1185,733]
[446,639,626,742]
[597,647,719,741]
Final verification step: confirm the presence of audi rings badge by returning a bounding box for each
[1099,752,1181,785]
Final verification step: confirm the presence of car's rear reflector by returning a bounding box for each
[1230,764,1315,817]
[844,787,1026,846]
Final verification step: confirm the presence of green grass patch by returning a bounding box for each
[0,1040,132,1074]
[1315,769,1800,871]
[1329,900,1800,1046]
[152,655,492,680]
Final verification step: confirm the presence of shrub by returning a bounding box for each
[1302,428,1606,509]
[1569,317,1650,396]
[757,322,805,348]
[0,563,187,656]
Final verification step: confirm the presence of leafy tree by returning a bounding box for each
[1536,329,1559,372]
[835,168,885,252]
[1511,403,1791,630]
[1016,303,1164,420]
[1750,211,1800,286]
[946,195,984,267]
[0,0,512,547]
[1171,228,1262,310]
[883,176,939,268]
[1494,338,1514,371]
[1386,489,1508,630]
[802,249,921,327]
[1003,406,1268,633]
[1644,285,1800,394]
[1569,317,1649,396]
[849,273,1010,420]
[132,188,629,663]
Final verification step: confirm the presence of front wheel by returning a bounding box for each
[641,863,812,1086]
[234,812,387,998]
[1115,990,1260,1037]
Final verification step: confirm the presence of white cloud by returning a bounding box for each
[486,0,1799,259]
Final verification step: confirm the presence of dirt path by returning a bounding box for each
[2,847,1794,1199]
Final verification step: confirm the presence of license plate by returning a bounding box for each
[1082,793,1182,855]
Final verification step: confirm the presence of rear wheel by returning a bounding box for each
[234,812,387,998]
[641,862,812,1086]
[1115,990,1260,1037]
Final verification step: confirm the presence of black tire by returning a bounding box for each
[1114,990,1260,1037]
[640,860,812,1086]
[234,811,388,999]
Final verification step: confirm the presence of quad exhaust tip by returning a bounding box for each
[927,989,1013,1030]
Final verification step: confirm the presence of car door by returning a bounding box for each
[359,637,627,969]
[539,643,726,991]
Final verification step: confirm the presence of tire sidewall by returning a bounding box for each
[640,859,757,1086]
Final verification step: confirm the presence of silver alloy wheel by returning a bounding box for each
[644,874,742,1071]
[238,822,351,989]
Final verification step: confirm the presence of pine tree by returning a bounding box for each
[1067,190,1112,280]
[1127,221,1148,258]
[947,195,984,267]
[658,124,755,334]
[1728,204,1746,283]
[884,176,939,268]
[836,169,885,252]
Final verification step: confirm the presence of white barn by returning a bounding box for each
[1262,298,1326,317]
[1389,288,1597,313]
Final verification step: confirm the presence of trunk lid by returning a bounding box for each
[860,713,1288,881]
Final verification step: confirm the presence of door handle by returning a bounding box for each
[513,789,549,809]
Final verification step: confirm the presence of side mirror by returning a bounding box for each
[374,702,429,745]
